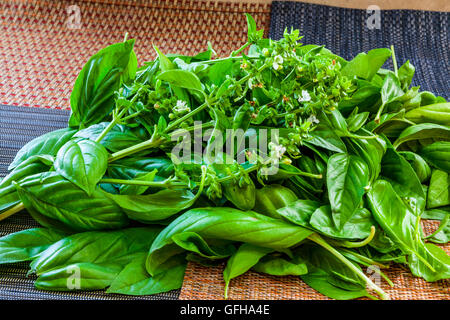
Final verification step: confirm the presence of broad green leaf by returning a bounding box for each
[427,170,450,209]
[307,121,347,153]
[380,146,426,215]
[296,244,369,299]
[426,214,449,244]
[398,60,415,91]
[253,255,308,276]
[8,128,76,170]
[69,39,137,128]
[367,180,449,281]
[107,253,186,295]
[310,206,375,240]
[405,102,450,126]
[157,69,203,93]
[275,199,321,228]
[0,184,20,213]
[30,227,161,275]
[380,72,404,106]
[74,122,149,153]
[0,228,66,264]
[16,172,128,232]
[146,207,314,275]
[393,123,450,149]
[223,243,273,296]
[172,232,235,260]
[55,139,109,196]
[341,48,391,81]
[399,151,431,183]
[253,184,298,218]
[408,243,450,281]
[0,155,53,189]
[327,154,369,229]
[105,188,198,223]
[347,112,370,132]
[422,207,449,220]
[419,141,450,172]
[35,262,122,291]
[344,132,386,184]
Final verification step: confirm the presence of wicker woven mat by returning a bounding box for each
[0,0,271,109]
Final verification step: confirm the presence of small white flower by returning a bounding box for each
[269,141,286,160]
[306,115,320,124]
[173,100,190,113]
[298,90,311,103]
[272,55,284,70]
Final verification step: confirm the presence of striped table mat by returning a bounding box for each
[1,0,449,300]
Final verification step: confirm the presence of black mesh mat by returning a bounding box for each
[269,1,449,100]
[0,104,179,300]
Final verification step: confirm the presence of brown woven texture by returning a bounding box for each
[0,0,271,109]
[179,220,450,300]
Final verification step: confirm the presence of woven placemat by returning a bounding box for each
[0,0,271,109]
[179,220,450,300]
[0,104,180,300]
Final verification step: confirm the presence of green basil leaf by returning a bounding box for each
[347,112,370,132]
[380,72,404,106]
[107,253,186,295]
[341,48,391,81]
[157,70,203,93]
[172,232,235,260]
[275,199,321,228]
[223,243,273,295]
[367,179,448,281]
[253,184,299,219]
[380,146,426,215]
[8,128,76,170]
[419,141,450,172]
[119,169,158,196]
[307,121,347,153]
[405,102,450,126]
[398,60,415,91]
[69,39,137,128]
[55,139,109,196]
[327,153,369,228]
[0,228,66,264]
[0,155,53,189]
[426,214,449,244]
[253,255,308,276]
[146,207,314,275]
[16,172,128,232]
[105,188,198,223]
[310,206,374,240]
[393,123,450,149]
[74,122,149,153]
[399,151,431,183]
[35,262,122,291]
[296,243,369,299]
[408,243,450,281]
[31,227,161,275]
[427,170,450,209]
[344,132,386,184]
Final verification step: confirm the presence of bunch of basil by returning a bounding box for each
[0,15,448,300]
